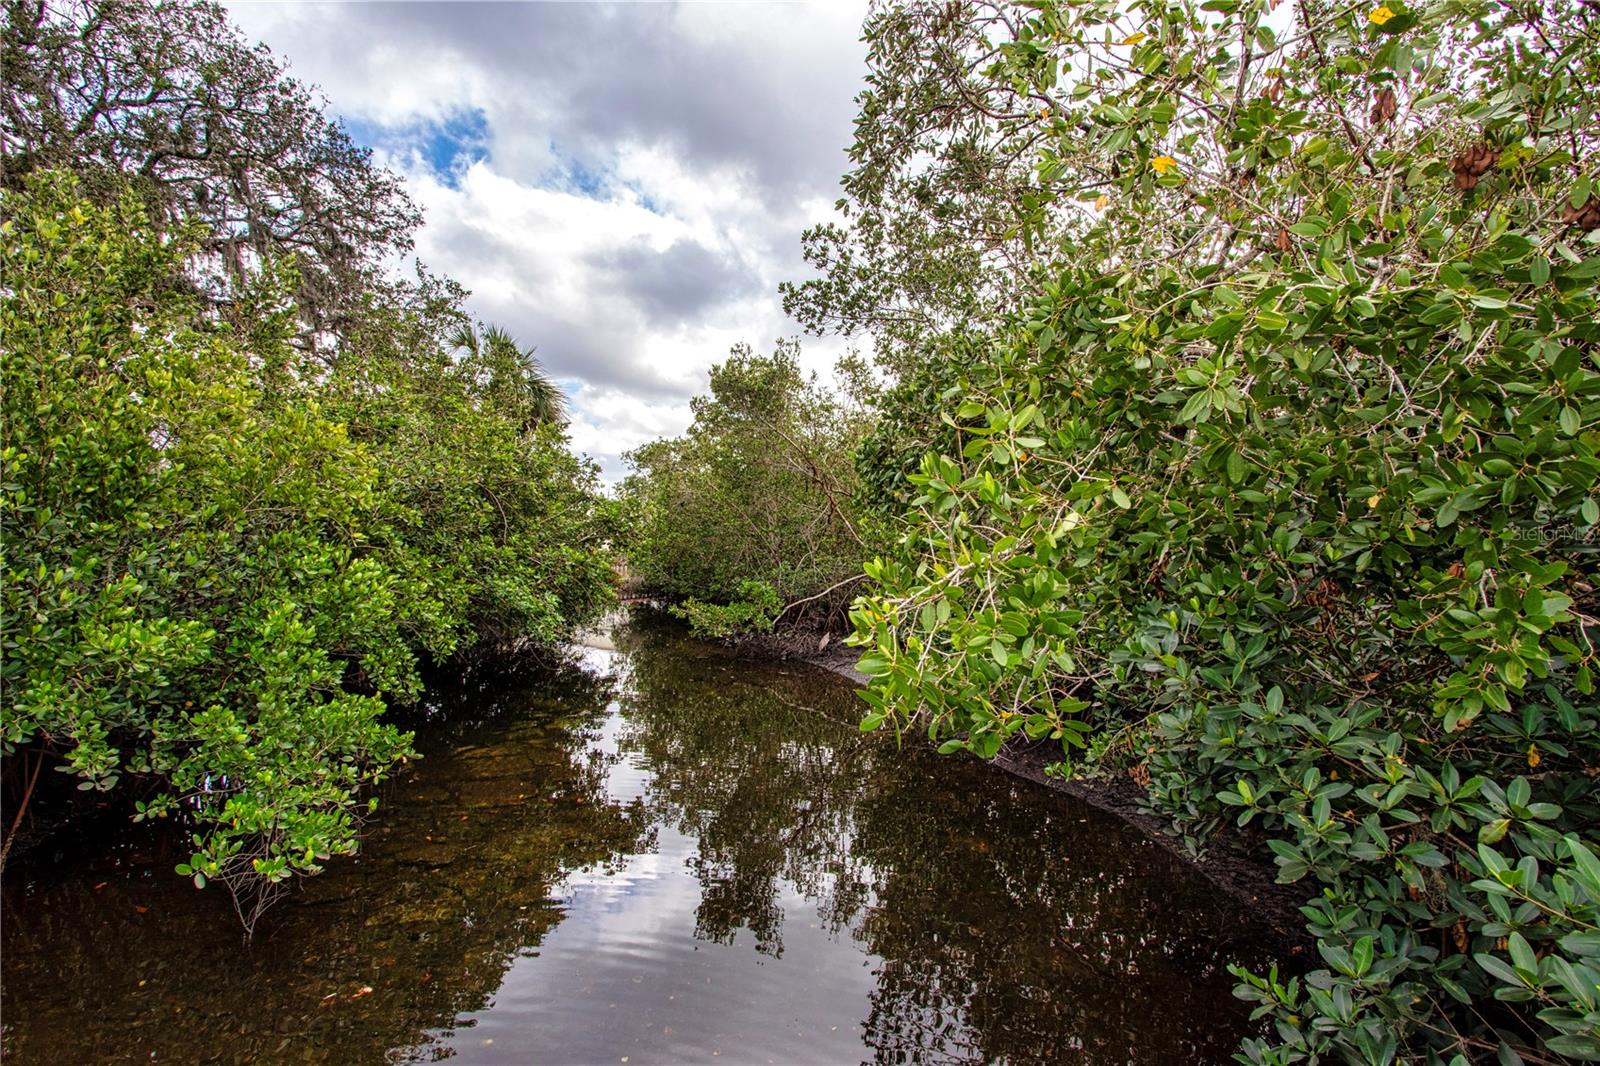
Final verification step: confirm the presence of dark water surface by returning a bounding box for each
[2,616,1276,1064]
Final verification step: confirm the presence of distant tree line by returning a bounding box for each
[623,339,871,640]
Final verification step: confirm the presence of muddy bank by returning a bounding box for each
[636,604,868,681]
[990,739,1313,951]
[738,627,867,681]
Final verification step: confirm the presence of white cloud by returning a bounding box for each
[565,386,694,475]
[226,0,868,482]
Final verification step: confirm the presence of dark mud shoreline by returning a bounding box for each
[740,627,867,681]
[990,738,1313,952]
[735,626,1314,958]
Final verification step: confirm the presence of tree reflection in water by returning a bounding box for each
[0,652,647,1064]
[611,623,876,960]
[2,616,1277,1065]
[610,615,1276,1064]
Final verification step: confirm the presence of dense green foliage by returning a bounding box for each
[832,0,1600,1060]
[0,174,616,928]
[3,180,400,926]
[623,341,869,639]
[323,308,610,657]
[1,0,618,929]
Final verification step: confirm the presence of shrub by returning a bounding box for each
[1,177,414,927]
[673,580,784,640]
[847,0,1600,1059]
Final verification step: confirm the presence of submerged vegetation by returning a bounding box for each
[1,1,617,928]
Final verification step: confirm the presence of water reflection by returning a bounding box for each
[2,614,1273,1064]
[606,619,1269,1064]
[1,656,645,1064]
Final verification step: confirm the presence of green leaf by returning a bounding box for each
[1352,935,1374,976]
[1567,836,1600,901]
[1475,953,1525,987]
[1543,1036,1600,1060]
[856,655,889,676]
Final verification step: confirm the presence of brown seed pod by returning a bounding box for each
[1562,194,1600,232]
[1370,87,1397,126]
[1451,144,1497,190]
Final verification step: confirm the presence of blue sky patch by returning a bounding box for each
[343,108,490,187]
[624,182,664,215]
[545,145,613,200]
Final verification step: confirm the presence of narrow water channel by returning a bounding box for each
[2,613,1277,1064]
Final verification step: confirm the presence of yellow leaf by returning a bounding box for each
[1368,5,1396,24]
[1039,107,1050,119]
[1368,494,1382,508]
[1151,155,1178,175]
[1094,194,1110,211]
[1528,744,1541,768]
[1121,31,1148,45]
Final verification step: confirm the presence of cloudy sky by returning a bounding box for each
[226,1,870,481]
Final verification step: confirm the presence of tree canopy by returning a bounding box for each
[1,0,420,341]
[623,340,869,639]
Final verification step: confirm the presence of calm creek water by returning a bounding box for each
[2,613,1278,1064]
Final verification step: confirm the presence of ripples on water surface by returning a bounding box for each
[2,613,1278,1064]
